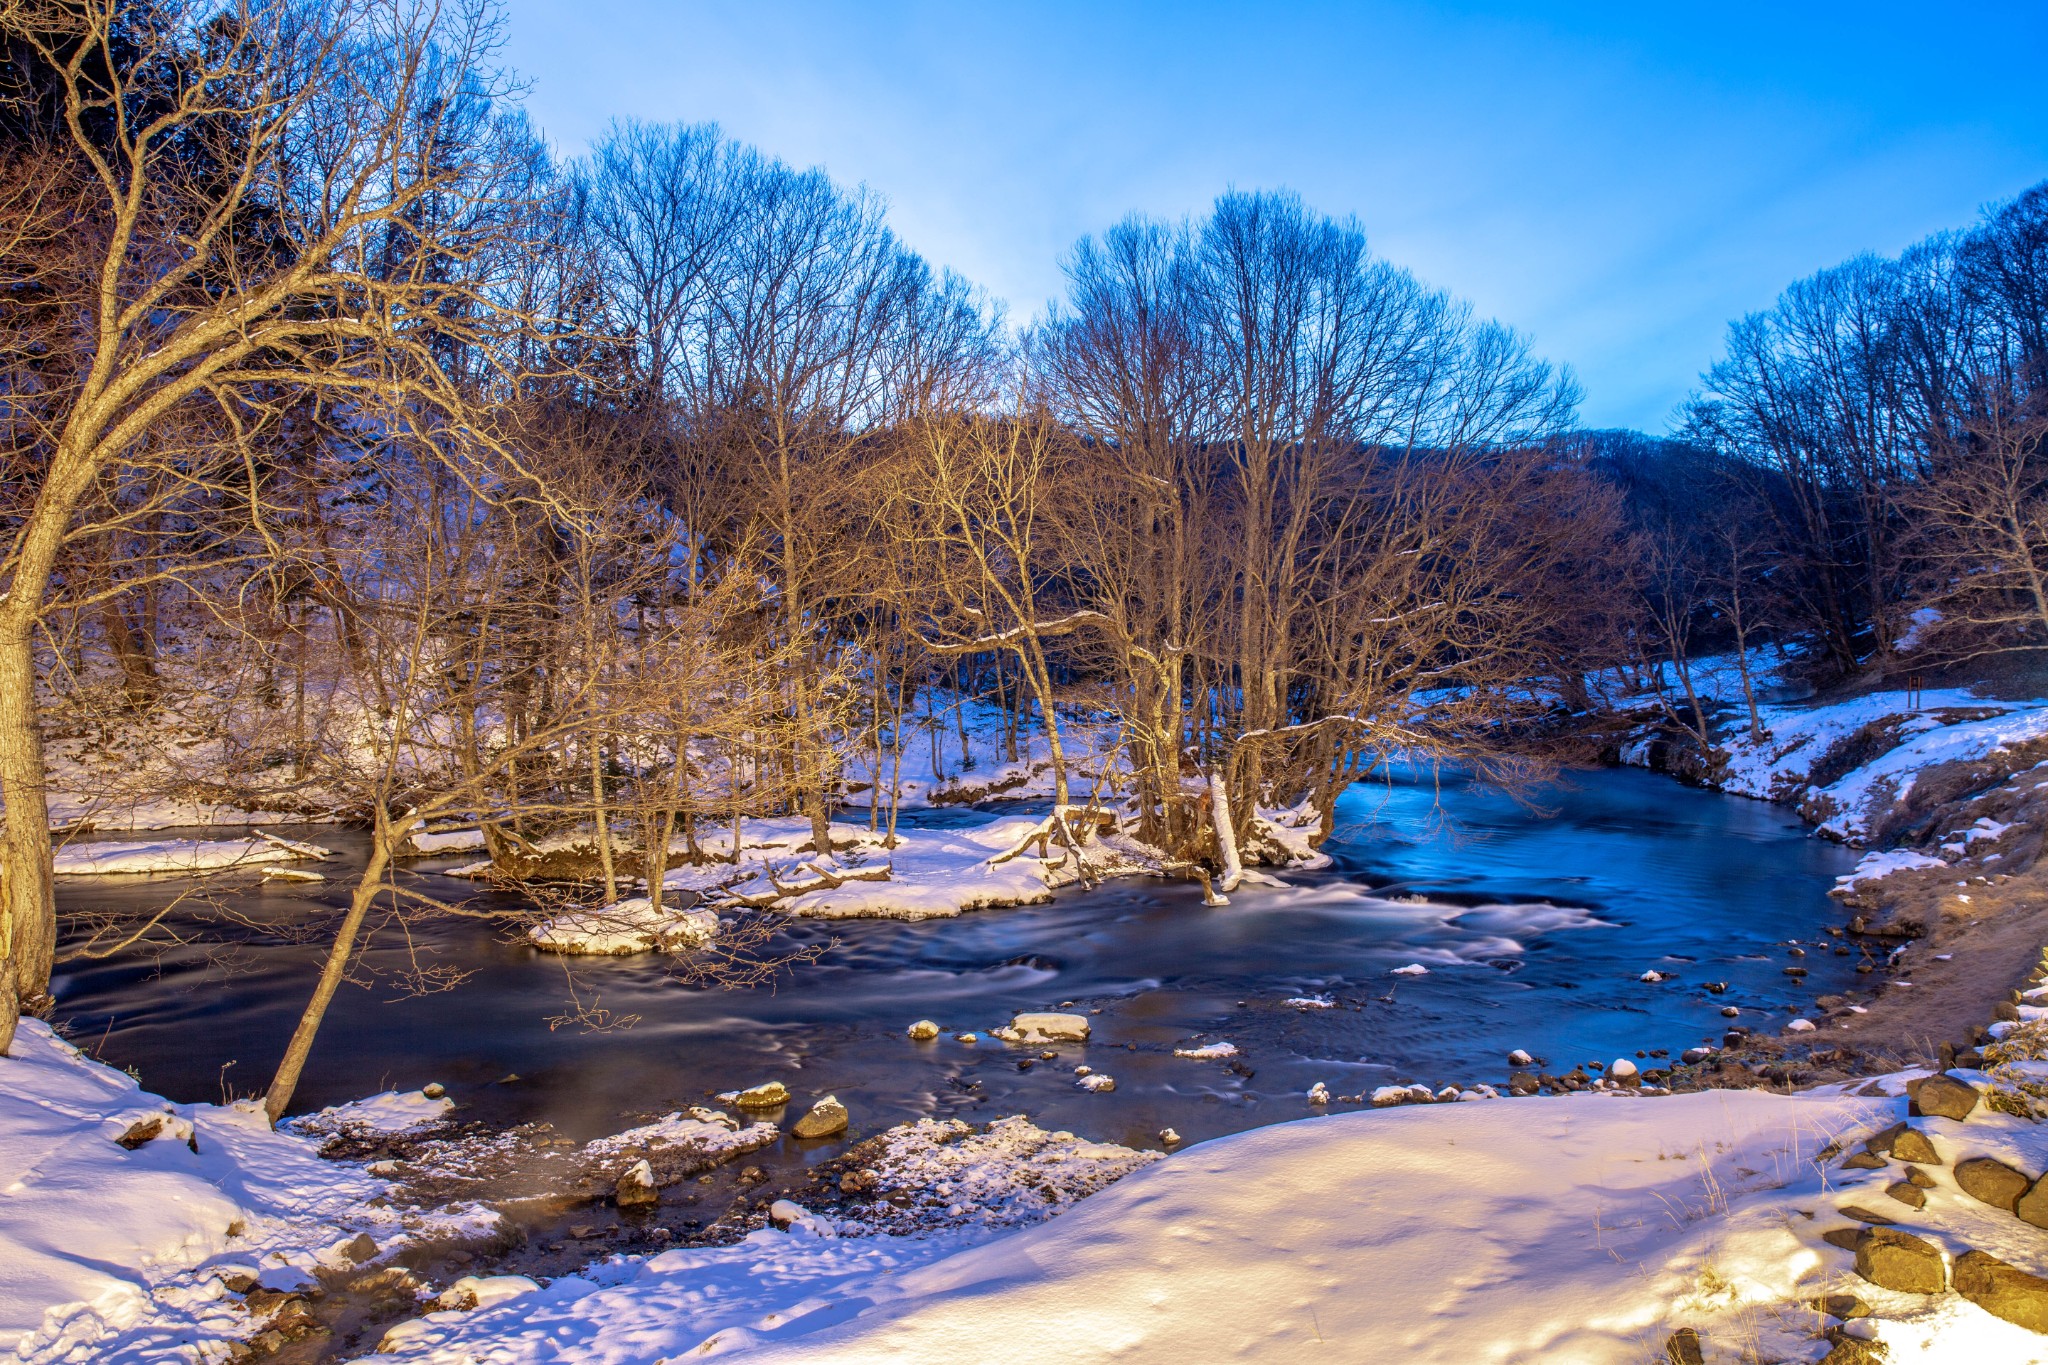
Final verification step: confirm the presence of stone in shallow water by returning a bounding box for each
[998,1013,1091,1043]
[1853,1227,1948,1295]
[732,1081,790,1110]
[792,1095,850,1139]
[1955,1249,2048,1334]
[906,1020,939,1040]
[1956,1156,2031,1212]
[614,1159,658,1209]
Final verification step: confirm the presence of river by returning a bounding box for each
[50,763,1860,1157]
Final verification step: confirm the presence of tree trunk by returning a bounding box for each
[0,613,56,1041]
[265,818,399,1123]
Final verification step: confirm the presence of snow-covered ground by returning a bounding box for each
[519,813,1161,950]
[49,832,333,877]
[364,1078,2047,1364]
[1715,689,2048,842]
[0,1021,493,1365]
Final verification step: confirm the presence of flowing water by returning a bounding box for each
[51,765,1861,1159]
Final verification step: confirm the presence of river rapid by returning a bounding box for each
[51,764,1860,1159]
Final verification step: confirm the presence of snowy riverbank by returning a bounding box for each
[11,1009,2048,1364]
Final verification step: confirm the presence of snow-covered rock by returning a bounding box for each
[526,897,719,956]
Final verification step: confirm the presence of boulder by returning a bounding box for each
[1853,1227,1948,1294]
[1956,1156,2031,1212]
[2016,1177,2048,1229]
[1609,1058,1640,1083]
[1904,1165,1935,1189]
[340,1232,379,1264]
[1863,1121,1907,1155]
[1955,1249,2048,1334]
[792,1095,850,1139]
[1890,1129,1940,1166]
[1841,1151,1887,1171]
[731,1081,790,1110]
[1912,1072,1979,1121]
[614,1159,658,1209]
[1665,1327,1704,1365]
[1884,1181,1926,1211]
[906,1020,940,1040]
[998,1013,1091,1044]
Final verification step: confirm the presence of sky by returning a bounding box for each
[500,1,2048,433]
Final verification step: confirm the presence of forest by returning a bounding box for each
[3,0,2047,1124]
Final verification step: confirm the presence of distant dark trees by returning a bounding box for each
[1680,181,2048,678]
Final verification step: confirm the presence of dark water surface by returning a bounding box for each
[51,765,1860,1156]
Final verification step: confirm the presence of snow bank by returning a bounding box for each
[0,1021,489,1364]
[51,833,333,876]
[1709,689,2048,841]
[1836,847,1949,891]
[526,898,720,955]
[363,1086,2048,1364]
[285,1088,453,1139]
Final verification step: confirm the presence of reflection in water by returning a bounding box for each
[51,766,1858,1155]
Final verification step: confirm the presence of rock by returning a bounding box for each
[1819,1338,1888,1365]
[999,1012,1091,1043]
[1841,1151,1887,1171]
[1159,1128,1182,1146]
[1609,1058,1639,1082]
[340,1232,379,1264]
[1891,1129,1940,1165]
[422,1082,446,1100]
[1786,1019,1816,1033]
[1913,1072,1980,1121]
[731,1081,790,1110]
[1077,1074,1116,1092]
[1853,1227,1948,1294]
[1508,1072,1540,1096]
[1680,1048,1714,1065]
[1838,1205,1896,1225]
[1809,1294,1869,1320]
[1884,1181,1926,1210]
[1665,1326,1704,1364]
[906,1020,940,1040]
[614,1158,658,1208]
[2017,1177,2048,1229]
[1956,1156,2031,1212]
[955,1033,977,1043]
[1307,1082,1331,1105]
[116,1115,166,1149]
[1955,1249,2048,1333]
[792,1095,850,1139]
[1822,1227,1867,1252]
[1508,1048,1535,1067]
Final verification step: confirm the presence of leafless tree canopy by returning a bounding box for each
[5,0,2044,1094]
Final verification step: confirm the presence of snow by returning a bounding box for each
[0,1021,492,1363]
[50,833,333,876]
[1390,962,1430,976]
[1172,1041,1239,1060]
[285,1088,453,1138]
[1837,847,1949,890]
[1708,688,2048,841]
[360,1085,2048,1363]
[526,897,720,955]
[406,828,488,854]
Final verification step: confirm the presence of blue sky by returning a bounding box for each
[501,2,2048,432]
